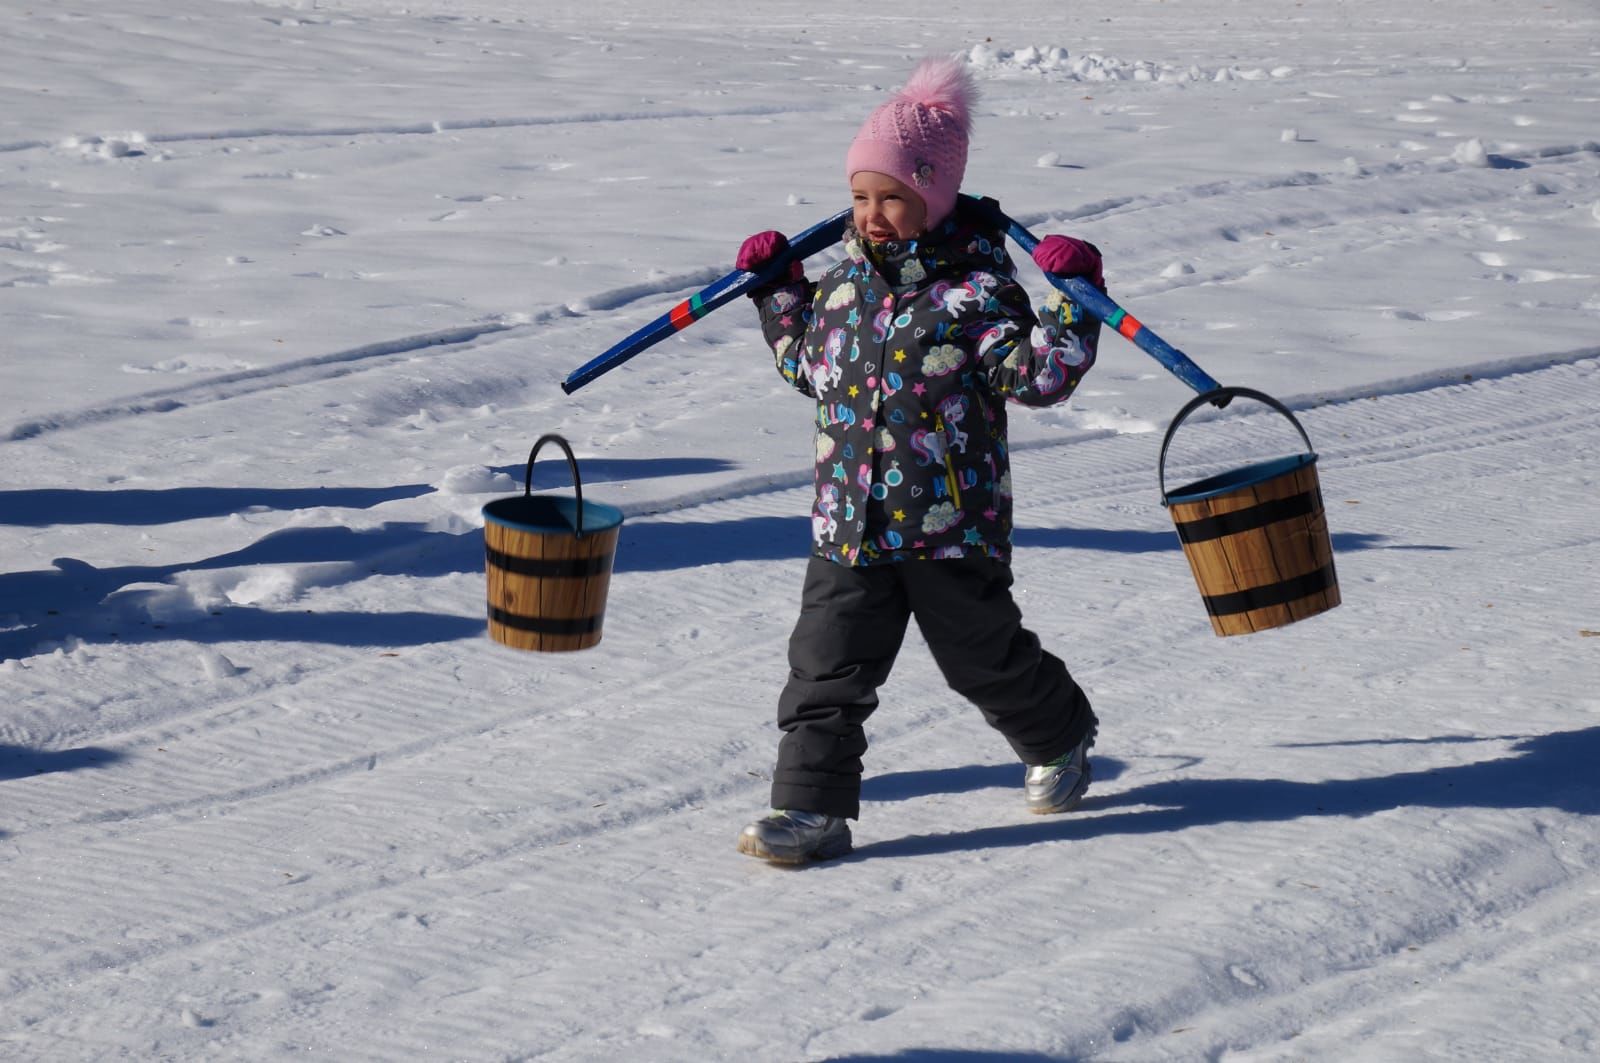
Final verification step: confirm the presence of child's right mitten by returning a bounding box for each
[740,231,816,394]
[737,230,806,285]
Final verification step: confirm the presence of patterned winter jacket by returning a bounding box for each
[753,200,1101,567]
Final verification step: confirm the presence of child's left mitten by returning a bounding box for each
[1032,235,1104,291]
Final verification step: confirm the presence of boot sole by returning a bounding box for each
[736,828,853,865]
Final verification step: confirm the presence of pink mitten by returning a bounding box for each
[1032,235,1104,290]
[737,230,804,282]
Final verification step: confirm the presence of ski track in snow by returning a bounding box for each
[2,357,1596,1058]
[0,105,823,159]
[5,1,1598,1057]
[5,138,1595,445]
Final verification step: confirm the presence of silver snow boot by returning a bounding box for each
[1025,734,1093,814]
[737,810,852,864]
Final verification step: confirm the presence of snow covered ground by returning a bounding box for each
[2,0,1598,1058]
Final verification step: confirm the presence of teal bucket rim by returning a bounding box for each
[1164,452,1318,504]
[482,493,624,536]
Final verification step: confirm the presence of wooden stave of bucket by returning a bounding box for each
[1160,387,1340,637]
[483,435,622,652]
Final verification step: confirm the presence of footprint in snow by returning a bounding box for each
[1382,308,1481,323]
[1228,964,1263,988]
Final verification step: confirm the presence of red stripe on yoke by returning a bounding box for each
[669,301,695,331]
[1117,314,1143,340]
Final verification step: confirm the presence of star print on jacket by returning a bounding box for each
[751,200,1100,566]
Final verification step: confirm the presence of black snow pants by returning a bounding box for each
[771,554,1097,819]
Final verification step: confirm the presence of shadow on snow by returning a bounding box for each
[0,459,1433,658]
[0,485,434,527]
[616,517,1401,572]
[496,455,738,487]
[863,758,1129,804]
[0,458,732,528]
[0,742,125,782]
[0,463,726,656]
[823,1052,1078,1062]
[0,521,486,658]
[852,727,1600,861]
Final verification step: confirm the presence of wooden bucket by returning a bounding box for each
[1160,387,1339,637]
[482,434,622,652]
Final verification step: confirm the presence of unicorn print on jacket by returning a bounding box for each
[753,199,1101,566]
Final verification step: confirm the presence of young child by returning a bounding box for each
[735,58,1106,864]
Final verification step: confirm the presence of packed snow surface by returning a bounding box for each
[2,0,1598,1058]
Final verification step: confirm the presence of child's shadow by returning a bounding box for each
[862,758,1129,803]
[852,726,1598,860]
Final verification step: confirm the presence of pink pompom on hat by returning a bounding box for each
[845,57,978,230]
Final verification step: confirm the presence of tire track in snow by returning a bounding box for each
[0,264,725,443]
[0,649,791,1003]
[1015,139,1600,232]
[0,104,824,158]
[799,818,1578,1061]
[2,360,1593,1027]
[1222,868,1600,1059]
[2,321,519,443]
[2,577,791,837]
[0,389,1593,1056]
[0,567,806,1004]
[18,348,1583,765]
[589,347,1600,527]
[1027,348,1600,519]
[7,142,1591,445]
[7,349,1588,749]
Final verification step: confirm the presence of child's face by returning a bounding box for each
[850,171,928,243]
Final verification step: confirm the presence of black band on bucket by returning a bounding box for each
[1203,563,1337,617]
[487,606,601,636]
[485,544,612,580]
[1174,491,1319,544]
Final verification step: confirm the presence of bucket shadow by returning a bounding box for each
[1486,154,1531,170]
[1017,527,1401,554]
[862,758,1129,803]
[0,484,433,527]
[151,608,483,648]
[615,516,809,572]
[1013,526,1178,553]
[853,727,1600,861]
[613,517,1184,571]
[0,519,487,659]
[503,455,737,488]
[2,597,483,659]
[824,1052,1077,1062]
[1277,733,1532,749]
[615,517,1411,572]
[0,743,125,782]
[2,521,476,614]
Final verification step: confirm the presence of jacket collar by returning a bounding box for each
[842,208,1009,292]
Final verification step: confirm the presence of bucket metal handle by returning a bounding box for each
[1159,386,1316,503]
[524,433,586,536]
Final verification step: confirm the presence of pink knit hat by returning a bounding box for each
[845,58,977,230]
